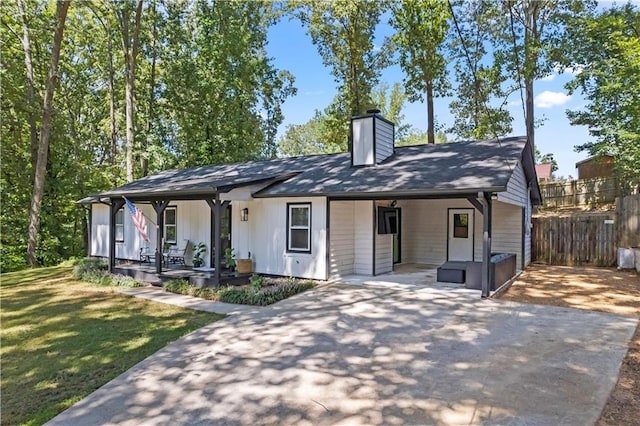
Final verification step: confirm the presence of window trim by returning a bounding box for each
[164,206,177,244]
[115,208,125,243]
[286,202,311,253]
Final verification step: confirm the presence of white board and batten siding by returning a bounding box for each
[90,200,210,266]
[232,197,327,280]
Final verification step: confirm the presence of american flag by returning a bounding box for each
[123,197,150,242]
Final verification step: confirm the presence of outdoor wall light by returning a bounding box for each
[241,207,249,222]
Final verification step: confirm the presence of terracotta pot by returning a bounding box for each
[236,258,252,274]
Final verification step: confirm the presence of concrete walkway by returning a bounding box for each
[118,287,259,315]
[49,284,637,425]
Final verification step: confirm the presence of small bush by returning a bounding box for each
[72,257,108,279]
[110,274,144,288]
[250,273,265,290]
[73,257,142,287]
[163,279,191,294]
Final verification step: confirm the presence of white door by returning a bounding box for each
[448,209,474,261]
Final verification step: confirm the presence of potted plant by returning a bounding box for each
[192,242,207,267]
[224,247,236,272]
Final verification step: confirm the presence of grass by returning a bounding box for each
[0,265,223,426]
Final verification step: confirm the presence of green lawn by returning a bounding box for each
[0,265,223,426]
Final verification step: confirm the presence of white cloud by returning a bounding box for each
[534,91,572,108]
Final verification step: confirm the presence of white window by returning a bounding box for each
[287,203,311,252]
[115,209,125,242]
[164,207,177,244]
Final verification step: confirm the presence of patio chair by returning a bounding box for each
[139,246,156,264]
[166,240,190,265]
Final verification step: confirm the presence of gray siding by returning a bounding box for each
[375,118,394,163]
[398,199,483,265]
[497,162,528,207]
[492,201,524,270]
[374,200,393,275]
[353,200,374,275]
[329,201,355,276]
[524,189,532,266]
[398,198,527,269]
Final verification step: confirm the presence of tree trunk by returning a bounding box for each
[17,0,38,170]
[108,23,117,174]
[26,0,70,266]
[426,79,435,144]
[118,0,143,183]
[142,0,157,177]
[524,0,538,155]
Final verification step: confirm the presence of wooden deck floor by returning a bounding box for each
[113,262,250,287]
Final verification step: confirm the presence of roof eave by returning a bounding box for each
[253,186,507,200]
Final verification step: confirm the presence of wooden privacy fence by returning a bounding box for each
[540,176,618,209]
[532,194,640,266]
[532,213,617,266]
[617,193,640,248]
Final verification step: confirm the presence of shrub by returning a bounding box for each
[109,274,144,288]
[72,257,108,279]
[73,257,142,287]
[250,273,265,290]
[217,280,317,306]
[163,279,191,294]
[163,277,317,306]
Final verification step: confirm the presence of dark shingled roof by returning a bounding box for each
[85,136,541,204]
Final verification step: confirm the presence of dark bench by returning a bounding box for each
[436,261,467,283]
[465,253,517,290]
[437,253,517,290]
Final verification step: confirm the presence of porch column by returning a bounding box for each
[151,200,170,274]
[108,198,125,273]
[479,192,493,298]
[205,194,230,286]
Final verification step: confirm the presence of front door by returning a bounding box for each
[210,205,231,267]
[448,208,474,261]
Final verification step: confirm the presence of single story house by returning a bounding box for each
[80,111,541,297]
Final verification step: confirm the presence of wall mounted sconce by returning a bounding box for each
[241,207,249,222]
[390,200,397,208]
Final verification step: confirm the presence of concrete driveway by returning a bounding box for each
[47,283,637,425]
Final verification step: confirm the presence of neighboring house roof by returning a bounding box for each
[82,136,541,205]
[535,163,552,181]
[575,154,614,168]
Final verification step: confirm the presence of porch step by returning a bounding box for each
[436,261,467,283]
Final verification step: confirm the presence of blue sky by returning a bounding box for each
[267,15,593,179]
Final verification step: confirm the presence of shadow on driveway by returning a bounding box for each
[47,284,637,425]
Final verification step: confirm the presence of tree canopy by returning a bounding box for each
[562,3,640,189]
[2,0,635,271]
